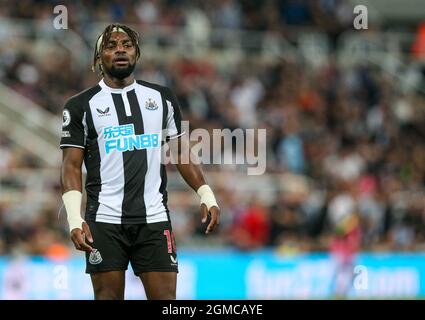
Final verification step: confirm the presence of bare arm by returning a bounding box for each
[169,138,206,191]
[61,147,93,252]
[61,147,84,193]
[169,135,220,234]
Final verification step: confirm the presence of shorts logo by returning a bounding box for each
[170,255,178,265]
[62,109,71,127]
[61,130,71,138]
[89,249,103,265]
[145,99,158,110]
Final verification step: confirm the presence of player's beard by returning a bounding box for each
[104,61,136,80]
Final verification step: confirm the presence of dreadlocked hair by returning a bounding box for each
[92,23,141,75]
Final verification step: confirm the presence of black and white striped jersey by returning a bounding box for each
[60,79,184,224]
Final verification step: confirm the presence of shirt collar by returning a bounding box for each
[99,78,137,93]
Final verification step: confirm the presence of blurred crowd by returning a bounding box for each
[2,0,355,33]
[1,0,425,258]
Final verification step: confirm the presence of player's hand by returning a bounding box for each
[201,204,220,235]
[70,222,93,252]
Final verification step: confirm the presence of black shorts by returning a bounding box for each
[85,221,178,275]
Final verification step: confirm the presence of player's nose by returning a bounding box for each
[115,43,127,53]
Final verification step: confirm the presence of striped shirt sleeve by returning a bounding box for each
[60,98,85,149]
[164,87,185,140]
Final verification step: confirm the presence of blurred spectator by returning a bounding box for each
[330,213,361,297]
[230,200,270,250]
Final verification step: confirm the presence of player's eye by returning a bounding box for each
[106,43,116,49]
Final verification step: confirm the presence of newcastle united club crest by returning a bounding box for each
[145,98,158,111]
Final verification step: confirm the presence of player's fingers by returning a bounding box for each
[71,237,81,250]
[200,203,208,223]
[206,208,219,234]
[72,231,92,253]
[82,222,93,243]
[78,240,93,253]
[70,231,82,250]
[210,206,220,225]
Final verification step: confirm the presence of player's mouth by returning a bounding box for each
[113,57,130,66]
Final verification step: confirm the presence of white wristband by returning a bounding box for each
[196,185,219,211]
[62,190,85,232]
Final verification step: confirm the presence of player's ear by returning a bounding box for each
[135,38,141,62]
[136,47,141,62]
[92,56,103,75]
[96,55,103,73]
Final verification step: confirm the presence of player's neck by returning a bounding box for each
[102,75,135,89]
